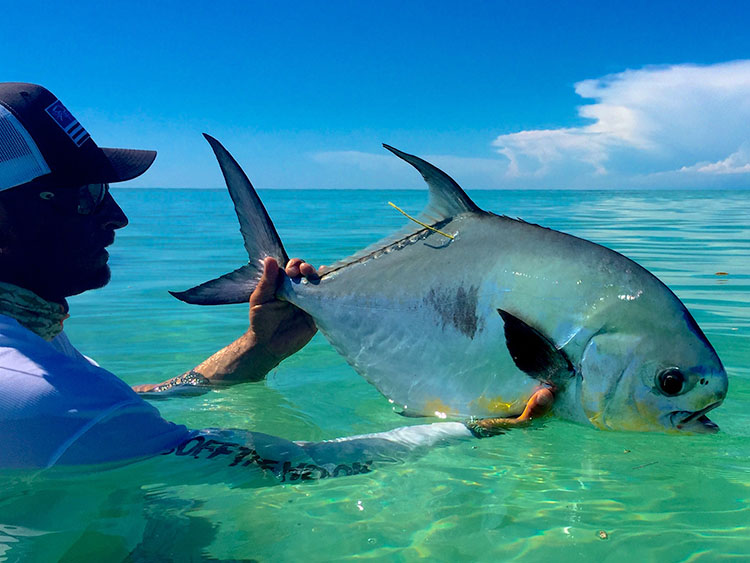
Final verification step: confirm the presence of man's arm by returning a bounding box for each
[132,257,318,394]
[465,387,554,437]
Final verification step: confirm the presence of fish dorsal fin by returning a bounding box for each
[321,146,483,275]
[497,309,575,389]
[383,144,482,221]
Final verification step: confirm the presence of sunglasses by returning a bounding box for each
[38,183,110,215]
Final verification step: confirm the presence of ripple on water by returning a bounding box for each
[8,188,747,561]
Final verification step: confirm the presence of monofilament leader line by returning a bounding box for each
[387,202,455,240]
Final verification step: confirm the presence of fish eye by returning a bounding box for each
[657,368,685,396]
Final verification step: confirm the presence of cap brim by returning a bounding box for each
[101,147,157,183]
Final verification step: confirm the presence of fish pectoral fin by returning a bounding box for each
[497,309,574,387]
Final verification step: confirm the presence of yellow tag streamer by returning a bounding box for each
[387,202,455,240]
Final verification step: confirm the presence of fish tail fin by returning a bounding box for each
[169,263,267,305]
[170,134,289,305]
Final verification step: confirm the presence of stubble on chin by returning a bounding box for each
[65,264,112,298]
[87,264,112,292]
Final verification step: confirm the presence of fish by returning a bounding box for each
[172,134,728,434]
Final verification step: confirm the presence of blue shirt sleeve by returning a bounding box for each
[0,321,191,469]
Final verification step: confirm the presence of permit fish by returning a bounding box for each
[172,135,728,434]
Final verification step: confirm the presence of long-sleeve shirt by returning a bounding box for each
[0,314,472,477]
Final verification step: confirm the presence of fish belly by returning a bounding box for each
[288,279,539,419]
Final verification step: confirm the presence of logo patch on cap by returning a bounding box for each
[45,100,90,147]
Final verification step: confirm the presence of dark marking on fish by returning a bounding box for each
[497,309,574,387]
[426,285,481,338]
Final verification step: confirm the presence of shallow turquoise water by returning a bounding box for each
[2,188,749,561]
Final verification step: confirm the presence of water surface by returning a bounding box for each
[3,188,749,561]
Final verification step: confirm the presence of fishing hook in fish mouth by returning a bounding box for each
[671,401,723,433]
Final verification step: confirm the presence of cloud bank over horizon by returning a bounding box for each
[315,60,750,189]
[494,60,750,187]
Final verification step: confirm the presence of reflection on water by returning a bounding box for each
[3,189,749,561]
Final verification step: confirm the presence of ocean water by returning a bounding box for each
[2,187,749,561]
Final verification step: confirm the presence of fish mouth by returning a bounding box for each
[671,401,722,434]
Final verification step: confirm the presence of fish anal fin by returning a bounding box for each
[497,309,574,387]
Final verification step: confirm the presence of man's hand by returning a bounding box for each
[249,257,318,362]
[133,256,319,394]
[467,387,554,437]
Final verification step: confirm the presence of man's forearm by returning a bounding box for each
[132,330,281,394]
[190,330,281,383]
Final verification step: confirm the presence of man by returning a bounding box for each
[0,83,551,472]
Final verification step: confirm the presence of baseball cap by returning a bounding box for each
[0,82,156,191]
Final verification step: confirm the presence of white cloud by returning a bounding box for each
[494,60,750,186]
[311,61,750,189]
[495,128,612,177]
[680,143,750,175]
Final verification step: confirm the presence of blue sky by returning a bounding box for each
[4,1,750,189]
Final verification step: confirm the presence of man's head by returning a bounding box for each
[0,83,156,303]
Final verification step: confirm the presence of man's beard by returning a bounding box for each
[66,264,112,298]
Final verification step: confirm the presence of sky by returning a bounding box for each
[4,1,750,189]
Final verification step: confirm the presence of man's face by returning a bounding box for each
[0,183,128,302]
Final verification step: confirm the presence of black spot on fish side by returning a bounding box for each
[497,309,574,386]
[425,285,481,338]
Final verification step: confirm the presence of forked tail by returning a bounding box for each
[169,134,289,305]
